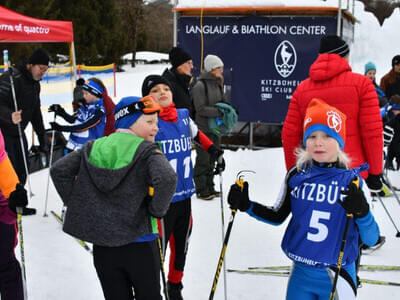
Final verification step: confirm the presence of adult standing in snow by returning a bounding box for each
[228,99,380,300]
[0,128,28,300]
[0,48,50,216]
[50,95,177,300]
[282,35,383,195]
[162,47,195,117]
[380,55,400,103]
[364,61,387,107]
[192,54,226,200]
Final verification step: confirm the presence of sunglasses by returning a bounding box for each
[115,95,162,122]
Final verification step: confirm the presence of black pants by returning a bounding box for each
[194,132,220,195]
[162,198,192,284]
[93,241,162,300]
[0,221,23,300]
[3,134,28,185]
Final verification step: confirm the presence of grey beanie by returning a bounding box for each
[204,55,224,72]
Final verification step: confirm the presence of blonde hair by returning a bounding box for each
[295,144,350,171]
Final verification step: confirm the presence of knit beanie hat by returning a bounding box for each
[318,35,350,57]
[392,55,400,67]
[169,47,192,69]
[364,62,376,74]
[303,98,347,149]
[114,95,162,129]
[141,75,173,97]
[204,54,224,72]
[28,48,50,66]
[82,79,104,98]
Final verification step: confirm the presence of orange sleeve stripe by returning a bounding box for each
[0,156,19,198]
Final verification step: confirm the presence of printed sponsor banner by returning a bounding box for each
[178,16,339,123]
[0,6,73,42]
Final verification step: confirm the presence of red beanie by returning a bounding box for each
[303,98,347,149]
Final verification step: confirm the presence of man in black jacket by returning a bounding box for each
[0,48,49,215]
[162,47,195,117]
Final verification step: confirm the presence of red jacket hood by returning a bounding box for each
[309,54,352,82]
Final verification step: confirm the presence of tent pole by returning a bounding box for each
[71,42,77,83]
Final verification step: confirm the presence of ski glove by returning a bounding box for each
[8,183,28,214]
[208,145,225,174]
[48,104,65,115]
[383,125,394,146]
[228,181,251,212]
[340,180,369,218]
[365,174,383,192]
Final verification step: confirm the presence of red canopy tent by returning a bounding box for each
[0,5,77,80]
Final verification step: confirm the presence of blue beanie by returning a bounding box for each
[114,96,144,129]
[82,79,103,98]
[364,62,376,74]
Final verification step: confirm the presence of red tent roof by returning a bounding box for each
[0,6,73,43]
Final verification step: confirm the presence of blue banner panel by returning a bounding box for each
[178,16,337,124]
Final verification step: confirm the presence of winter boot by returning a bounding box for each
[167,281,183,300]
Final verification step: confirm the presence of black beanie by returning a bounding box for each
[392,55,400,67]
[28,48,50,66]
[142,75,172,97]
[319,35,349,57]
[169,47,192,69]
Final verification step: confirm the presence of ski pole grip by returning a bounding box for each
[149,186,154,197]
[235,179,244,191]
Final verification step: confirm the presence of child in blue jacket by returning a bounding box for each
[49,79,106,152]
[142,75,225,299]
[228,98,380,300]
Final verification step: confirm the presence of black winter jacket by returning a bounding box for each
[0,62,45,144]
[162,68,194,117]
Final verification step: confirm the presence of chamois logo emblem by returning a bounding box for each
[274,40,297,78]
[327,110,342,133]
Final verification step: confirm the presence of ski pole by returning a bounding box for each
[209,172,248,300]
[9,65,34,199]
[381,171,400,207]
[375,193,400,237]
[16,207,28,299]
[329,177,359,300]
[149,187,169,300]
[43,113,57,217]
[216,158,228,300]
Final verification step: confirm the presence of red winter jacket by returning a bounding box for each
[102,91,115,136]
[282,54,383,178]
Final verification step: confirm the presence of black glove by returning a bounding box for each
[383,125,394,146]
[365,174,383,192]
[208,145,225,174]
[8,183,28,214]
[50,122,63,132]
[228,181,251,211]
[340,180,369,218]
[48,104,65,115]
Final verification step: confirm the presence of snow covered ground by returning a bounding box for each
[13,1,400,298]
[19,147,400,299]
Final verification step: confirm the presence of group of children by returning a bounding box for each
[1,69,386,300]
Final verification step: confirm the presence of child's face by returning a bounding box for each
[83,90,99,103]
[365,69,376,81]
[306,130,339,163]
[129,113,159,142]
[149,84,173,108]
